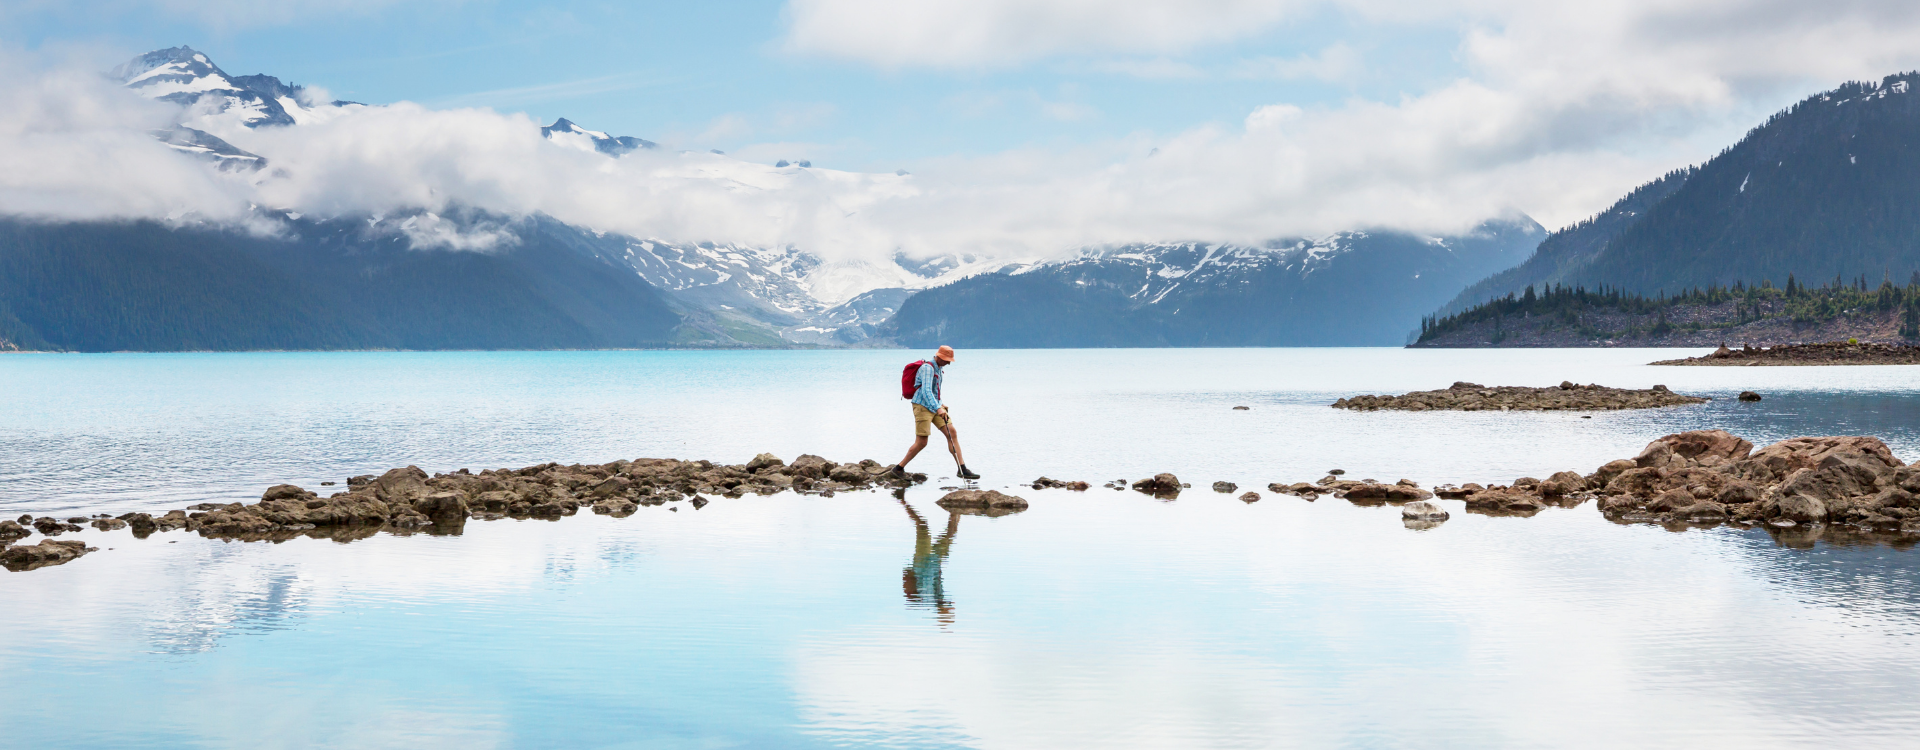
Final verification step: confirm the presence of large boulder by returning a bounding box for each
[1131,473,1182,497]
[937,490,1030,516]
[1729,436,1901,485]
[745,453,785,472]
[374,466,432,505]
[1,539,95,571]
[788,455,833,479]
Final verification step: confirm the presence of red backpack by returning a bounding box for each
[900,360,926,399]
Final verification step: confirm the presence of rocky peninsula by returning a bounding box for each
[1652,341,1920,366]
[1332,382,1708,411]
[2,453,933,571]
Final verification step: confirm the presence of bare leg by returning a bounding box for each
[897,435,930,468]
[940,422,966,467]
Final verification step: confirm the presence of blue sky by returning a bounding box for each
[7,0,1920,252]
[6,0,1471,172]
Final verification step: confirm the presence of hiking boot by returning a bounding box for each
[888,465,908,480]
[957,466,980,480]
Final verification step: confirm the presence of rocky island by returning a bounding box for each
[1333,382,1709,411]
[1652,341,1920,366]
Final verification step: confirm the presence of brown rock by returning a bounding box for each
[0,539,94,571]
[937,489,1030,516]
[1131,473,1182,497]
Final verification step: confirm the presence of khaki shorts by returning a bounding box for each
[912,404,950,437]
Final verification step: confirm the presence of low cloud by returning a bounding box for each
[9,0,1920,265]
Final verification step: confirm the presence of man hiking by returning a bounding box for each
[892,345,979,480]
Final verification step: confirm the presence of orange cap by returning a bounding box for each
[937,345,955,360]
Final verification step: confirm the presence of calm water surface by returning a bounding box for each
[4,348,1920,748]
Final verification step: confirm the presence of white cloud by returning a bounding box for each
[0,55,257,224]
[11,0,1920,267]
[781,0,1305,68]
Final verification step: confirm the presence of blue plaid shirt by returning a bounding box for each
[911,360,943,412]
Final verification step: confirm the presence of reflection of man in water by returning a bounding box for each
[898,495,959,625]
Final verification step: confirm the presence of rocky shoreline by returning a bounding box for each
[1652,341,1920,366]
[1333,382,1708,411]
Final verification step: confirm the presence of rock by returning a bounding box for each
[1341,483,1433,502]
[373,466,431,506]
[1233,406,1250,410]
[1031,477,1091,491]
[592,498,638,516]
[937,490,1030,516]
[788,454,832,479]
[746,453,785,472]
[1328,469,1346,476]
[1131,473,1182,497]
[1402,501,1450,522]
[1,539,94,571]
[0,520,28,544]
[1239,492,1260,503]
[414,491,469,520]
[1333,383,1709,411]
[1739,391,1763,402]
[1774,493,1828,524]
[1212,481,1238,493]
[689,496,710,509]
[828,463,872,483]
[90,518,127,531]
[15,515,29,524]
[262,484,313,502]
[1463,490,1546,515]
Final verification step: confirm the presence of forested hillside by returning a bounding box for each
[1439,72,1920,316]
[0,216,682,351]
[1417,274,1920,347]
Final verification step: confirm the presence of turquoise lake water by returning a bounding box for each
[5,348,1920,748]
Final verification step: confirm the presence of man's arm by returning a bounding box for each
[911,363,942,412]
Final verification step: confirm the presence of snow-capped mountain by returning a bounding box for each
[541,118,657,156]
[85,46,1553,350]
[148,126,265,171]
[113,46,353,130]
[883,220,1547,347]
[570,234,1005,344]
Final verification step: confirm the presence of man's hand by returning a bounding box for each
[937,406,949,418]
